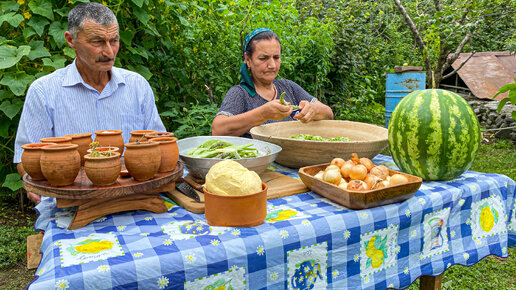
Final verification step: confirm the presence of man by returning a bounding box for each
[14,3,166,203]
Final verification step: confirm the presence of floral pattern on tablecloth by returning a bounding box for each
[471,195,507,241]
[184,266,246,290]
[58,233,124,267]
[360,224,398,278]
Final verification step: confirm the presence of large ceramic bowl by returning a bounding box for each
[250,120,388,168]
[178,136,282,180]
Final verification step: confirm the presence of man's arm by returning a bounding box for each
[140,79,166,132]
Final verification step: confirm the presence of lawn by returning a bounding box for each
[0,139,514,290]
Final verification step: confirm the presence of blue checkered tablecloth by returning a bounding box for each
[28,155,516,289]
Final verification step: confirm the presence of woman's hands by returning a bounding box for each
[293,100,314,123]
[262,100,293,121]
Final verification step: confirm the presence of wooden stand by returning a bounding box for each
[23,162,183,230]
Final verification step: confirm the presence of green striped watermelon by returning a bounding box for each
[388,89,481,180]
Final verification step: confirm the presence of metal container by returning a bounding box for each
[178,136,282,180]
[385,71,426,128]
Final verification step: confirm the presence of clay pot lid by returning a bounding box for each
[130,130,157,136]
[84,151,121,160]
[124,141,160,148]
[145,132,174,138]
[148,137,178,144]
[21,142,57,150]
[64,133,92,139]
[95,130,123,135]
[41,144,79,151]
[40,136,72,143]
[203,182,268,199]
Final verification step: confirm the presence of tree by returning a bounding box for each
[393,0,516,87]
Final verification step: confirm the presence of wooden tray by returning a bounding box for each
[166,169,309,213]
[298,163,422,209]
[23,162,183,199]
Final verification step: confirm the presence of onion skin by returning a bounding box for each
[314,170,324,180]
[389,174,409,186]
[370,166,388,180]
[325,164,341,172]
[349,164,368,180]
[377,165,390,177]
[360,158,374,171]
[331,158,346,168]
[364,174,381,190]
[340,162,354,178]
[338,179,349,189]
[323,169,342,185]
[346,180,369,191]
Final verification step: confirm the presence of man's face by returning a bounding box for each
[67,19,120,72]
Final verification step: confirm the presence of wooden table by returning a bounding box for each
[23,162,183,229]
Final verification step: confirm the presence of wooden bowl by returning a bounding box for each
[250,120,388,168]
[298,163,422,209]
[203,182,267,227]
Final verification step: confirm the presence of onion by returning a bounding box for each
[338,179,348,189]
[360,158,375,171]
[377,165,390,177]
[340,162,354,178]
[314,170,324,180]
[331,158,346,168]
[350,153,360,164]
[389,174,409,186]
[364,174,381,190]
[325,164,341,172]
[370,166,388,180]
[347,180,369,191]
[323,169,342,185]
[349,164,368,180]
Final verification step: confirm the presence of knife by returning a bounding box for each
[175,180,201,202]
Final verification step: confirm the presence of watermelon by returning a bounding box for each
[388,89,481,180]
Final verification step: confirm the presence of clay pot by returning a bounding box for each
[203,182,267,227]
[129,130,157,143]
[94,130,124,154]
[124,141,161,181]
[87,146,120,156]
[20,143,57,180]
[84,152,122,186]
[144,132,174,139]
[64,133,93,165]
[40,144,81,186]
[149,137,179,172]
[40,136,72,144]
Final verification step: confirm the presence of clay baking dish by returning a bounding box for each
[203,182,268,227]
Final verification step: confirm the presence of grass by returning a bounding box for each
[0,139,515,289]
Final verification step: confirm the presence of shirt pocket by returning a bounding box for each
[121,114,145,142]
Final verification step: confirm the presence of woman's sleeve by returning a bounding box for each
[217,86,248,117]
[286,79,318,104]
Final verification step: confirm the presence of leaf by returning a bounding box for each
[23,27,37,39]
[27,15,50,37]
[130,0,145,8]
[28,40,50,60]
[48,21,67,48]
[0,72,35,96]
[28,0,54,21]
[492,83,516,99]
[42,56,67,69]
[133,6,150,25]
[0,100,23,119]
[0,12,24,28]
[1,2,19,13]
[133,65,153,80]
[62,47,75,59]
[0,118,9,138]
[120,30,135,47]
[2,173,23,192]
[0,45,31,69]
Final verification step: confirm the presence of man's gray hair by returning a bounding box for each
[68,2,118,39]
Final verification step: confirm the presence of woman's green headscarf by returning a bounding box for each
[239,27,273,96]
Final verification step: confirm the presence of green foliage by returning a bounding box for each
[493,78,516,120]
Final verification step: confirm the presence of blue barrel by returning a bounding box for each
[385,72,426,128]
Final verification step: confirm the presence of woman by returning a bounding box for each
[212,28,333,137]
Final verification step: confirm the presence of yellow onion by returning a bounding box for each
[377,165,390,177]
[389,174,408,186]
[364,174,381,190]
[325,164,341,172]
[314,170,324,180]
[374,180,388,189]
[370,166,388,180]
[340,161,354,178]
[360,158,375,171]
[338,179,348,190]
[349,164,368,180]
[331,158,346,168]
[323,169,342,185]
[347,180,369,191]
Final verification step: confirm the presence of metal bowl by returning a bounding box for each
[178,136,282,180]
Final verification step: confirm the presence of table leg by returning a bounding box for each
[67,193,168,230]
[420,275,442,290]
